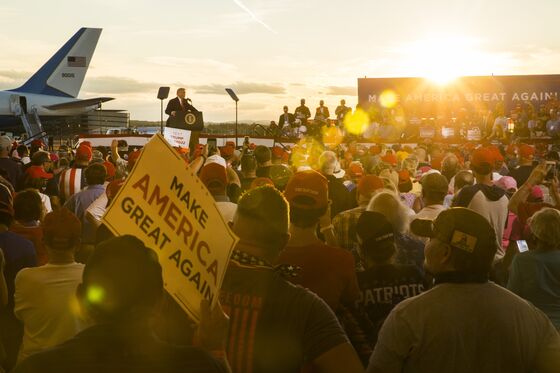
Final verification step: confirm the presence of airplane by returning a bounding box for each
[0,27,114,140]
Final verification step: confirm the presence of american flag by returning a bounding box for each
[67,56,86,67]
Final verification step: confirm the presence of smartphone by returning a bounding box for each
[207,138,217,153]
[545,161,557,181]
[516,240,529,253]
[244,136,250,147]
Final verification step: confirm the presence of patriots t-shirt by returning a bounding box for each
[356,264,425,345]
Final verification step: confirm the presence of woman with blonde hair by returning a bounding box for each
[508,207,560,329]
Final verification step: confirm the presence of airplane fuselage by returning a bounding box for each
[0,91,95,117]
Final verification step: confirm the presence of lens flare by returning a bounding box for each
[322,125,344,146]
[344,109,370,135]
[379,90,398,108]
[291,137,325,170]
[87,285,105,304]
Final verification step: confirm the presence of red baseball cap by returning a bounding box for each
[430,156,443,171]
[357,175,384,196]
[220,145,234,158]
[487,146,504,162]
[103,161,116,180]
[381,153,398,166]
[272,146,286,160]
[529,185,544,202]
[471,147,495,168]
[518,144,535,159]
[43,208,81,248]
[284,170,329,209]
[31,139,45,148]
[398,170,411,183]
[348,162,364,178]
[26,165,53,180]
[127,150,142,171]
[106,179,125,200]
[200,163,227,195]
[76,145,92,162]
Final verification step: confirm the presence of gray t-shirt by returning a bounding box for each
[368,282,560,373]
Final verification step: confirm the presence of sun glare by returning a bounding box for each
[402,36,481,85]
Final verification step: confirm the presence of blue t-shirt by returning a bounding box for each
[507,250,560,328]
[0,231,36,307]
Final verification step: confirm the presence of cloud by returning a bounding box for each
[193,82,286,95]
[146,57,236,71]
[325,86,357,96]
[82,76,161,94]
[0,70,30,80]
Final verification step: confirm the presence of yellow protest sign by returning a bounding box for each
[102,134,238,322]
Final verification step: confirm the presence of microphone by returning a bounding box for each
[186,98,192,105]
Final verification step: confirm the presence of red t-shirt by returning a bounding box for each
[10,224,47,266]
[277,242,361,311]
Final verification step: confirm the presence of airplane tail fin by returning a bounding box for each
[14,28,102,98]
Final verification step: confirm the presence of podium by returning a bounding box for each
[167,110,204,131]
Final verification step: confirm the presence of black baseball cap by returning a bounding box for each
[411,208,497,270]
[357,211,395,246]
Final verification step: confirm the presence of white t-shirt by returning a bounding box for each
[216,201,237,223]
[368,282,560,373]
[39,192,52,214]
[414,204,445,221]
[467,190,508,257]
[14,262,87,361]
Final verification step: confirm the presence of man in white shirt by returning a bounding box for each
[199,162,237,223]
[452,147,509,257]
[414,172,448,221]
[14,208,87,362]
[368,208,560,373]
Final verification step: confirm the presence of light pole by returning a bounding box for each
[225,88,239,147]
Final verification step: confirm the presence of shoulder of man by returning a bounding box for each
[452,184,482,208]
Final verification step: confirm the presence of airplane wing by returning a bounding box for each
[43,97,114,110]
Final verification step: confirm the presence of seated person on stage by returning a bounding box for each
[315,100,330,126]
[165,87,198,124]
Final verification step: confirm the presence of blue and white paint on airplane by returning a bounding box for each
[0,27,113,132]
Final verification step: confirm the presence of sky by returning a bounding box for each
[1,0,560,122]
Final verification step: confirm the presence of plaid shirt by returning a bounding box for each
[332,205,366,271]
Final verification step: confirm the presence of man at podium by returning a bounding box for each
[165,87,200,153]
[165,87,198,123]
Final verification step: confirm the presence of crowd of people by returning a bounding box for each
[271,98,560,143]
[0,128,559,372]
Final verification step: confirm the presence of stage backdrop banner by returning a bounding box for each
[102,134,238,322]
[164,127,191,148]
[358,74,560,116]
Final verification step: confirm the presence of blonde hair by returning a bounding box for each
[530,208,560,249]
[367,191,410,234]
